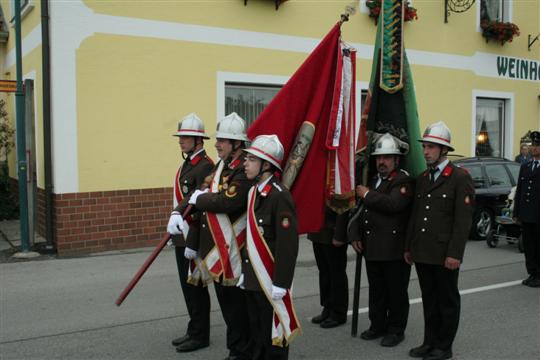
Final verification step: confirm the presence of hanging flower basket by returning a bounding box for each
[480,20,520,45]
[366,0,418,25]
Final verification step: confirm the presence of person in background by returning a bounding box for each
[308,207,349,329]
[514,144,531,165]
[513,131,540,288]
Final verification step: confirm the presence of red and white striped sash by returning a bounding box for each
[246,187,301,346]
[201,161,246,286]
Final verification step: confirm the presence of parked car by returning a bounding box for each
[452,156,521,240]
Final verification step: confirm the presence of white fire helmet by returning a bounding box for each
[244,135,285,171]
[419,121,454,151]
[371,133,407,156]
[215,112,249,142]
[173,113,209,139]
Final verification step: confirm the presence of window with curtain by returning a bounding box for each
[475,98,505,157]
[225,83,281,126]
[480,0,509,22]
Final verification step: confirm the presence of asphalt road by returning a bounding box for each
[1,238,539,360]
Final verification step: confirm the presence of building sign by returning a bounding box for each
[497,56,540,81]
[0,80,17,93]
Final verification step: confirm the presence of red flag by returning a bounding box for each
[247,23,355,233]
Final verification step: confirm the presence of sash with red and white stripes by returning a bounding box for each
[173,164,211,285]
[202,160,246,286]
[246,187,301,346]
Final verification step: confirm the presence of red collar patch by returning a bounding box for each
[190,154,202,166]
[260,183,272,197]
[229,158,241,169]
[441,165,453,177]
[388,170,397,181]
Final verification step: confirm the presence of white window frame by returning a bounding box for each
[477,0,513,32]
[471,90,514,159]
[9,0,34,23]
[217,72,289,124]
[218,71,366,144]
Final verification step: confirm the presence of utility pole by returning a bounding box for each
[13,0,38,258]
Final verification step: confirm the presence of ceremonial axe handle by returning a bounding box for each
[115,205,193,306]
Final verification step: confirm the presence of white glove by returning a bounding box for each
[236,273,245,289]
[184,247,198,260]
[189,189,209,205]
[167,211,184,235]
[271,285,287,300]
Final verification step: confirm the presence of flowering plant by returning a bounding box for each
[366,0,418,24]
[480,20,520,45]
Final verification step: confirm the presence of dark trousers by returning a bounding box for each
[175,246,210,342]
[415,263,460,351]
[214,281,251,359]
[312,242,349,321]
[246,291,289,360]
[522,222,540,277]
[365,259,411,335]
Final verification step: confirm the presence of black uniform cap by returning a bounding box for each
[531,131,540,145]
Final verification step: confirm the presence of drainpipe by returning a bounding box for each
[14,0,30,252]
[41,0,55,252]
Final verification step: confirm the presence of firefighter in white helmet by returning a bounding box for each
[166,112,214,353]
[349,132,414,347]
[405,121,474,360]
[186,112,254,360]
[241,135,299,358]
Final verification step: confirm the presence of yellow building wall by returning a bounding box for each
[2,0,539,193]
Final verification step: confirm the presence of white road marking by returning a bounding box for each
[341,279,523,317]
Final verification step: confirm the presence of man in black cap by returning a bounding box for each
[513,130,540,288]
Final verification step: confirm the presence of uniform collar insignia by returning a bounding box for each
[441,165,453,177]
[228,158,241,169]
[190,154,202,165]
[260,183,272,197]
[388,170,397,180]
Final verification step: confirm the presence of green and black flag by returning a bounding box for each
[357,0,424,179]
[351,0,424,337]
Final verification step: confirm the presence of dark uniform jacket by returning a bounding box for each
[307,208,349,244]
[187,154,255,258]
[172,150,214,247]
[406,162,475,265]
[241,177,299,292]
[348,169,414,261]
[513,160,540,224]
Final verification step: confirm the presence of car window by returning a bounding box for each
[485,164,512,188]
[505,163,520,184]
[459,164,486,189]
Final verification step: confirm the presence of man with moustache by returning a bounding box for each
[405,121,474,360]
[513,131,540,288]
[240,134,300,360]
[186,112,254,360]
[349,133,414,348]
[166,113,214,353]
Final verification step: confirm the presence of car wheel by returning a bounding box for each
[486,229,498,248]
[518,234,524,253]
[471,208,493,240]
